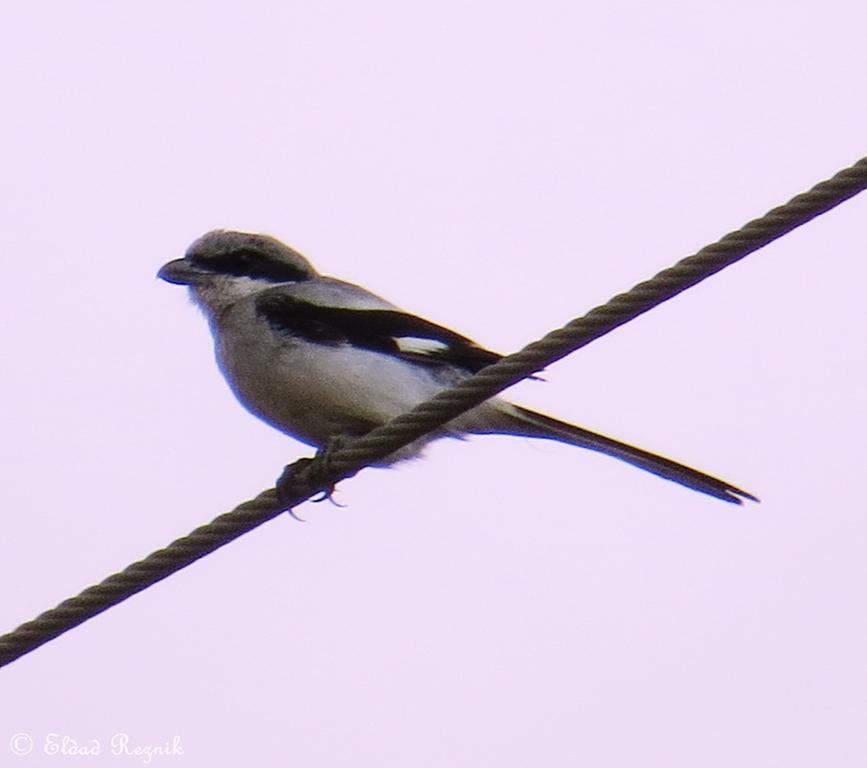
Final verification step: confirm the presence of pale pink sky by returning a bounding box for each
[2,2,866,766]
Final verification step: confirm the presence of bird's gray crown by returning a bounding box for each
[186,230,318,284]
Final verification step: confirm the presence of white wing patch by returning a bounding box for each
[395,336,451,357]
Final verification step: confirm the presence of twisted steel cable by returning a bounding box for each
[309,155,867,475]
[1,155,865,669]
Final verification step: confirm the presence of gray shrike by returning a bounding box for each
[159,230,756,504]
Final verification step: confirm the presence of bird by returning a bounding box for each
[158,230,756,504]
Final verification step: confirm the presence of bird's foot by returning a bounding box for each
[275,436,350,518]
[276,459,313,520]
[309,435,349,506]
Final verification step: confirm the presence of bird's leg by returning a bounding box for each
[275,435,349,518]
[309,435,349,506]
[275,459,313,520]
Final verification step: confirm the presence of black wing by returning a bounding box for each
[256,292,503,373]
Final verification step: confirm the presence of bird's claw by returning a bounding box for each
[308,435,349,506]
[275,435,350,518]
[276,458,313,520]
[310,486,346,507]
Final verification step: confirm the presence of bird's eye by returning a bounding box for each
[193,247,308,283]
[188,248,256,275]
[229,248,257,263]
[219,248,257,270]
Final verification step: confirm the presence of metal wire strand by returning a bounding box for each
[1,155,865,670]
[310,156,867,476]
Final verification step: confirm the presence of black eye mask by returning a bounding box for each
[190,248,311,283]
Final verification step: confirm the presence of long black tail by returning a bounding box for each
[485,405,757,504]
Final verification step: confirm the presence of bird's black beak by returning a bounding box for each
[158,258,208,286]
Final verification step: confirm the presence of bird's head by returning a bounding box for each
[158,230,318,312]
